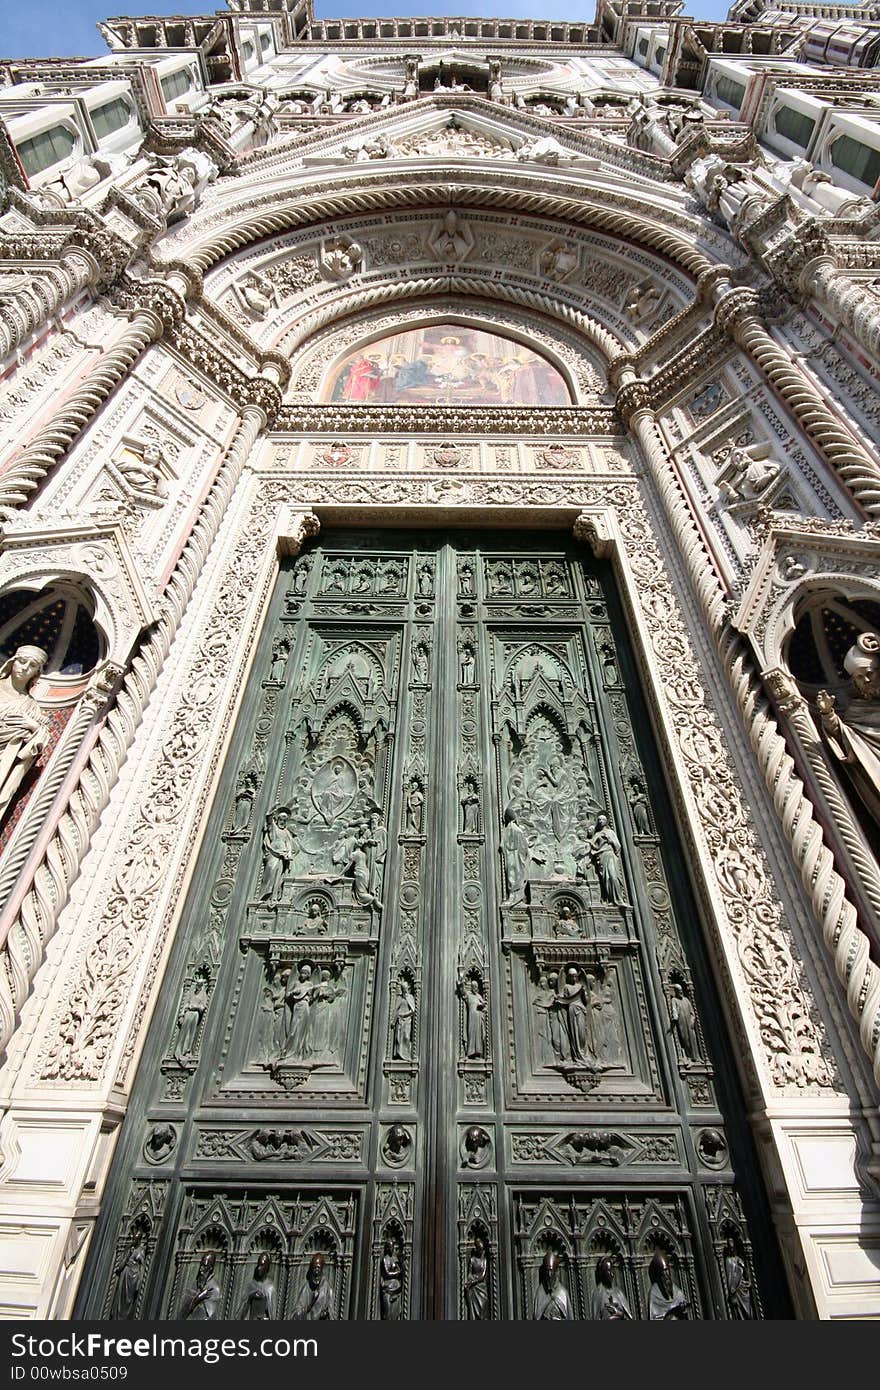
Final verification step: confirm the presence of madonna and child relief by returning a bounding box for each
[326,324,571,406]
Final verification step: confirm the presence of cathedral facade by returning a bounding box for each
[0,0,879,1321]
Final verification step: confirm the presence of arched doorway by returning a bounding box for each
[78,526,789,1320]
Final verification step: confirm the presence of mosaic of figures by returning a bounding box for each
[326,324,572,407]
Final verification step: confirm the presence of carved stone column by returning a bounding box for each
[0,662,125,911]
[799,255,880,363]
[0,286,182,510]
[762,667,880,932]
[0,248,101,364]
[615,368,728,630]
[713,285,880,518]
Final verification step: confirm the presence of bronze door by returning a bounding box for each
[79,531,785,1320]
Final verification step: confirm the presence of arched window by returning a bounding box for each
[0,584,102,680]
[786,591,880,695]
[324,323,572,406]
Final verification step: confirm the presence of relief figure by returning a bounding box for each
[238,1253,275,1320]
[180,1252,221,1320]
[292,1253,334,1320]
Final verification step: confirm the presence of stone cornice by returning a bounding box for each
[271,404,620,435]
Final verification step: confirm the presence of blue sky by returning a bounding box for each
[2,1,733,61]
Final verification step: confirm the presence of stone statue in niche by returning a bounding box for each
[428,209,475,262]
[292,1253,334,1319]
[238,1253,276,1319]
[461,780,480,834]
[817,632,880,831]
[459,644,476,685]
[723,1236,754,1319]
[532,1251,572,1320]
[391,976,416,1060]
[269,639,290,683]
[648,1252,688,1319]
[180,1251,222,1320]
[366,810,387,895]
[231,271,280,320]
[320,235,364,280]
[463,1236,489,1319]
[457,972,486,1059]
[667,981,699,1062]
[232,769,259,833]
[459,560,475,596]
[379,1240,403,1320]
[110,1231,145,1320]
[173,971,210,1062]
[292,559,312,596]
[0,645,50,825]
[501,807,531,906]
[591,1255,634,1320]
[405,777,424,833]
[260,806,299,900]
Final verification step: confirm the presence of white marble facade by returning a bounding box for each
[0,0,879,1319]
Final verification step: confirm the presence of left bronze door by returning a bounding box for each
[78,534,440,1320]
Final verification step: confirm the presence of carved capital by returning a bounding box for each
[762,667,805,715]
[238,376,283,426]
[109,279,186,334]
[572,511,615,558]
[80,660,126,714]
[615,379,653,426]
[713,288,762,338]
[64,227,130,291]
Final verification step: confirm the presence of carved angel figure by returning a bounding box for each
[817,631,880,830]
[0,645,50,825]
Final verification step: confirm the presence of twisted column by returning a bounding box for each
[0,310,162,509]
[0,398,274,1060]
[0,249,99,364]
[801,256,880,363]
[714,286,880,517]
[615,369,880,1085]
